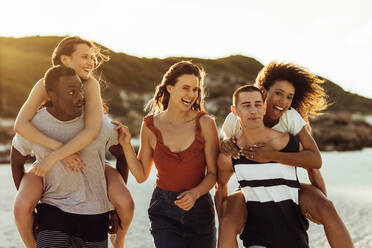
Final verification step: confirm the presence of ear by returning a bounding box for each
[48,91,58,103]
[166,85,173,94]
[60,55,71,66]
[261,89,267,101]
[231,105,238,117]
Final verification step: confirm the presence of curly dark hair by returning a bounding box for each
[146,61,206,114]
[255,61,329,123]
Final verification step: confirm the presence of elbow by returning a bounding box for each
[135,175,147,184]
[13,121,23,135]
[136,178,145,184]
[314,155,322,169]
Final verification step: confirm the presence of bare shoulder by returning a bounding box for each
[199,114,216,128]
[199,114,218,139]
[83,77,100,91]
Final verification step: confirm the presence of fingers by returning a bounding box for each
[73,153,86,170]
[221,139,240,159]
[174,198,194,211]
[176,191,187,200]
[62,153,86,172]
[62,158,79,172]
[174,192,196,211]
[30,162,46,177]
[240,148,252,159]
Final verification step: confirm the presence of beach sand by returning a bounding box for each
[1,149,372,247]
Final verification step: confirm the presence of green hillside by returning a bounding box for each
[1,36,372,134]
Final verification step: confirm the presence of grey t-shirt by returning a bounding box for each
[12,108,119,215]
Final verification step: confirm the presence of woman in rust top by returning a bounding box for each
[113,61,219,247]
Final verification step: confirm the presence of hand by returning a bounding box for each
[241,143,275,163]
[30,155,57,177]
[220,137,240,159]
[108,210,122,234]
[174,189,199,211]
[112,121,131,146]
[61,152,85,172]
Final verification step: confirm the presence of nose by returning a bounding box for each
[75,90,84,104]
[87,56,94,68]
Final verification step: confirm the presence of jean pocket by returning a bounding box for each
[148,197,162,213]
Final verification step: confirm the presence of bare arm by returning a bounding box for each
[274,127,322,169]
[189,116,219,197]
[109,144,129,183]
[244,127,326,194]
[306,168,327,196]
[14,79,62,149]
[10,146,29,190]
[44,77,104,164]
[214,152,234,218]
[115,121,154,183]
[245,127,322,169]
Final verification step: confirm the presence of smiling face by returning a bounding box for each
[49,75,84,120]
[61,43,95,80]
[232,91,265,129]
[167,74,200,111]
[265,80,295,122]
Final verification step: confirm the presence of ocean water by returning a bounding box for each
[1,149,372,247]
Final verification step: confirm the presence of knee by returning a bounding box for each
[14,197,35,220]
[318,198,337,217]
[115,194,135,215]
[219,214,240,234]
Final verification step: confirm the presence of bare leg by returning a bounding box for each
[105,164,134,248]
[13,173,43,248]
[218,191,247,248]
[299,183,354,248]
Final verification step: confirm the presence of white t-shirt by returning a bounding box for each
[221,107,306,138]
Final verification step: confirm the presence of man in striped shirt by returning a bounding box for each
[215,85,309,248]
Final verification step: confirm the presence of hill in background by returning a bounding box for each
[1,36,372,135]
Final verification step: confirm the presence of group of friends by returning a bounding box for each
[10,36,354,248]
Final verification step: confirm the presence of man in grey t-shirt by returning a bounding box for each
[11,66,125,247]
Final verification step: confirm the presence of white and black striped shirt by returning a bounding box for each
[233,135,309,248]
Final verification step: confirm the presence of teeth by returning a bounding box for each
[182,99,191,104]
[274,105,283,111]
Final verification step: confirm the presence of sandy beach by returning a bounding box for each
[1,149,372,248]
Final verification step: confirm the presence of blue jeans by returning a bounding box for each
[148,187,216,248]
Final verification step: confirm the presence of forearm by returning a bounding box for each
[214,183,228,218]
[273,150,321,169]
[307,169,327,195]
[15,121,62,150]
[47,127,99,164]
[121,143,147,183]
[191,172,217,200]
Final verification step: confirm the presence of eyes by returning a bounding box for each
[182,86,199,93]
[242,103,262,108]
[275,91,293,100]
[68,88,83,96]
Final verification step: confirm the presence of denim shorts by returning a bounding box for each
[148,187,216,248]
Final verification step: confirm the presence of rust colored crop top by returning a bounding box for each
[143,112,208,192]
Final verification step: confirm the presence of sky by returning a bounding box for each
[1,0,372,98]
